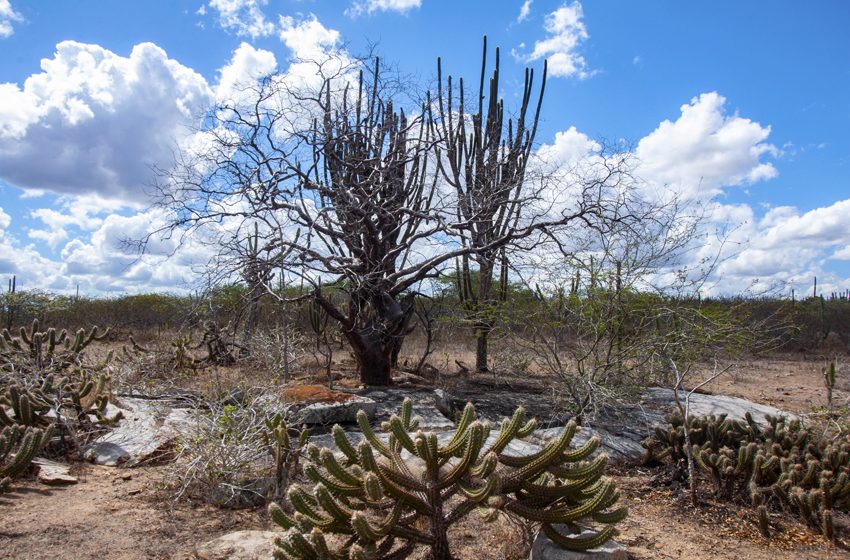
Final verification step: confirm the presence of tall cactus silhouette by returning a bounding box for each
[270,398,625,559]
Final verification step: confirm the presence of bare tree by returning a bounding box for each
[150,44,623,386]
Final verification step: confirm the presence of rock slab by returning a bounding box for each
[83,398,192,467]
[531,527,627,560]
[32,457,77,485]
[296,395,377,425]
[195,530,277,560]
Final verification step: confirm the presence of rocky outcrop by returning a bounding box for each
[530,527,627,560]
[195,530,277,560]
[83,398,192,467]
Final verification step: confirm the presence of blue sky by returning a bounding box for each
[0,0,848,295]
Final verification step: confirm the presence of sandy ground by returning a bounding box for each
[2,356,848,560]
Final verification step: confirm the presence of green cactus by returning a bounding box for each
[0,424,53,492]
[270,399,626,560]
[646,411,850,541]
[822,360,836,408]
[263,413,309,501]
[1,320,111,375]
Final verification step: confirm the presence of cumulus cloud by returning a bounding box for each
[514,1,591,78]
[278,14,341,60]
[635,92,778,199]
[0,0,22,38]
[705,199,850,293]
[348,0,422,17]
[215,42,277,102]
[206,0,275,38]
[0,41,213,201]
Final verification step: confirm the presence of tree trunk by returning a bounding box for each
[347,330,394,386]
[475,325,489,373]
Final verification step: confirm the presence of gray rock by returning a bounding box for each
[296,395,377,425]
[195,530,277,560]
[528,388,798,465]
[531,527,627,560]
[641,388,797,425]
[32,457,77,485]
[83,397,193,467]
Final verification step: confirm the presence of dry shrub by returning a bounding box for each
[244,326,305,381]
[163,392,301,508]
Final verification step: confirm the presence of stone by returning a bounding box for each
[531,527,627,560]
[195,530,277,560]
[528,388,798,465]
[296,395,377,425]
[641,388,797,425]
[32,457,77,485]
[83,397,193,467]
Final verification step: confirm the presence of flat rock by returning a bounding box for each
[529,388,797,464]
[531,527,627,560]
[296,395,377,425]
[32,457,77,485]
[310,387,798,467]
[641,388,797,425]
[83,398,192,467]
[195,530,277,560]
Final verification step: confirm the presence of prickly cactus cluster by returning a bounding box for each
[0,319,111,375]
[0,320,120,461]
[270,398,626,560]
[645,411,850,540]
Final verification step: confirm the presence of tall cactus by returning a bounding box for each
[270,399,625,559]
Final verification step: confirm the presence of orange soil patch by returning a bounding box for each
[281,384,356,404]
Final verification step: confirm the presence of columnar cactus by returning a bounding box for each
[0,424,53,492]
[270,399,626,559]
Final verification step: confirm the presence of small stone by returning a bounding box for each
[530,527,627,560]
[33,458,77,486]
[195,530,278,560]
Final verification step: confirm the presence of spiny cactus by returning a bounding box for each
[270,399,626,560]
[646,411,850,541]
[263,413,309,501]
[0,372,122,436]
[0,319,110,374]
[823,360,836,408]
[0,424,53,492]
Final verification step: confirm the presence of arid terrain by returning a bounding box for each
[2,354,848,560]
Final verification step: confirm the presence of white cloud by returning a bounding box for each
[215,42,277,102]
[537,126,600,166]
[0,41,213,201]
[0,0,22,38]
[635,92,778,199]
[517,0,533,23]
[278,14,341,60]
[514,1,591,78]
[348,0,421,17]
[207,0,275,38]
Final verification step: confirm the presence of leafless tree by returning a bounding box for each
[150,43,630,386]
